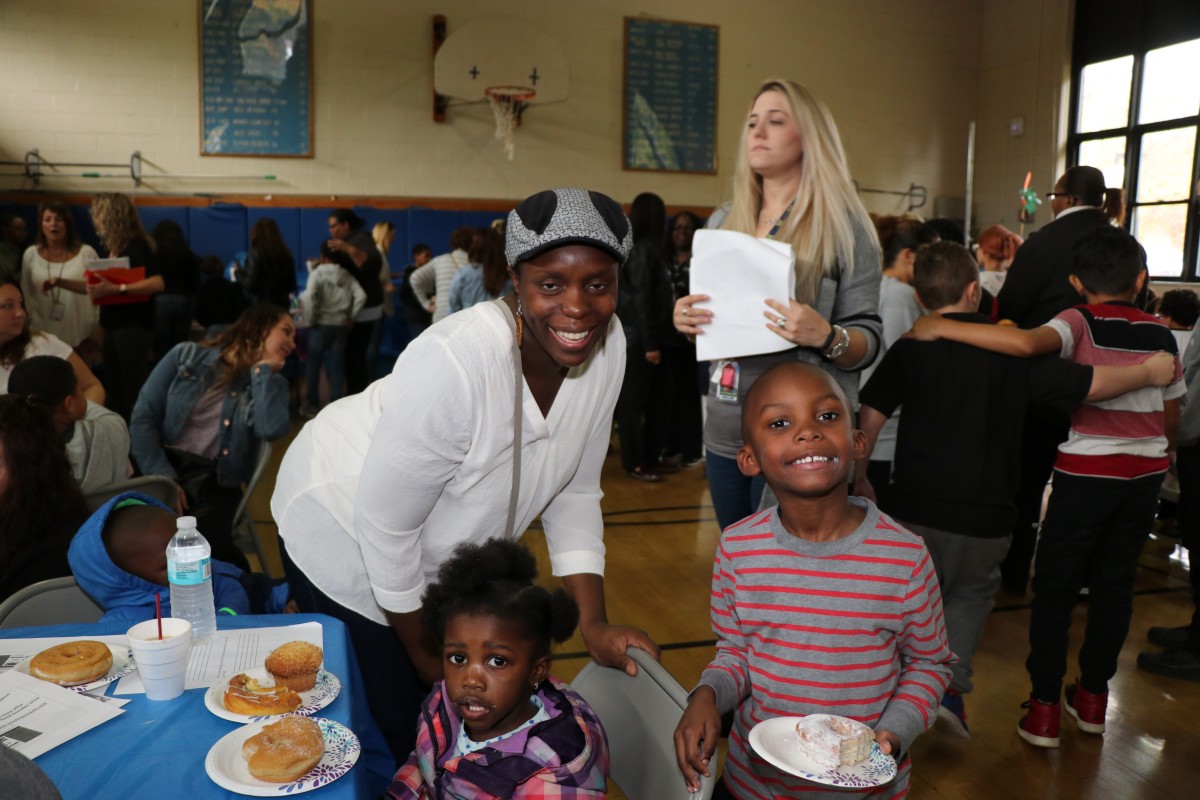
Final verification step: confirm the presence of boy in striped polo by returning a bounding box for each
[674,362,953,800]
[908,226,1184,747]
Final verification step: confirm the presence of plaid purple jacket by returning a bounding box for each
[387,677,610,800]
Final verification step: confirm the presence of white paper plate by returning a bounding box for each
[16,643,137,693]
[204,716,359,796]
[748,716,897,789]
[204,667,341,723]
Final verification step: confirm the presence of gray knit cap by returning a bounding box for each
[505,188,632,268]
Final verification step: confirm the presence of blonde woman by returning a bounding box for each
[372,220,398,318]
[673,79,882,530]
[87,193,164,420]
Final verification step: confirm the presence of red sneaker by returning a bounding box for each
[1017,695,1061,748]
[1066,681,1107,734]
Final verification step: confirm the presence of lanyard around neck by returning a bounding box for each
[766,200,795,240]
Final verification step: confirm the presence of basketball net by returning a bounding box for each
[485,86,535,161]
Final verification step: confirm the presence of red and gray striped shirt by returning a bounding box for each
[698,500,952,799]
[1045,302,1184,479]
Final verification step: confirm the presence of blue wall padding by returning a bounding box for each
[188,203,248,266]
[138,206,190,242]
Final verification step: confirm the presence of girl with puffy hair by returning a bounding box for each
[387,539,608,799]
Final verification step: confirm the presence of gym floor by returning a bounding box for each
[247,422,1200,799]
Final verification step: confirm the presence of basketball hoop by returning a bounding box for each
[485,86,535,161]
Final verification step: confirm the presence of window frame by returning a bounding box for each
[1066,42,1200,281]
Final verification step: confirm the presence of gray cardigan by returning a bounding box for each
[702,204,883,458]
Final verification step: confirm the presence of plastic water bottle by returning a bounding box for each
[167,515,216,642]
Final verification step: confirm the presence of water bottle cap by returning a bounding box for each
[177,516,198,529]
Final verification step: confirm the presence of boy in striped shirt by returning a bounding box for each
[908,226,1184,747]
[674,362,953,799]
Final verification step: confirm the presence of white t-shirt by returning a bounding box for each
[271,301,626,624]
[21,245,100,347]
[0,331,74,393]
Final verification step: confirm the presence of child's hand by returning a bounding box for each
[1144,351,1176,387]
[873,728,901,758]
[673,686,720,793]
[905,313,945,341]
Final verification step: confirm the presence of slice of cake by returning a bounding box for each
[795,714,874,771]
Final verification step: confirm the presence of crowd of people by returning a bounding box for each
[2,74,1198,800]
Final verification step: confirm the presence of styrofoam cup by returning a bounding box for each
[126,618,192,701]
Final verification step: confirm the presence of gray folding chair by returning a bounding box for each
[571,647,716,800]
[231,439,272,574]
[0,577,104,629]
[84,474,181,512]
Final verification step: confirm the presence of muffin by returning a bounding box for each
[264,641,323,692]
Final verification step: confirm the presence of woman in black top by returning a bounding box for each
[616,192,675,482]
[238,218,297,309]
[87,192,163,421]
[151,220,200,358]
[0,394,90,603]
[327,209,383,394]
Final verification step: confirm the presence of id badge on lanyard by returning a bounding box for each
[713,360,740,402]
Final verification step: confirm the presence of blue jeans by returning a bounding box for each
[706,451,766,531]
[305,324,348,407]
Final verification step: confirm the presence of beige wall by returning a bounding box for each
[972,0,1074,235]
[2,0,1008,218]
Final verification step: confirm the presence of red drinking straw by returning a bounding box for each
[155,592,163,640]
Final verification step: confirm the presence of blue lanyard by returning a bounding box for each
[766,201,795,239]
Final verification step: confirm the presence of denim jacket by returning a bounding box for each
[131,342,290,488]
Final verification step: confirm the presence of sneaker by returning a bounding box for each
[1138,647,1200,682]
[1148,624,1192,649]
[937,690,970,738]
[1065,681,1107,734]
[1017,696,1060,748]
[626,466,663,483]
[654,455,683,474]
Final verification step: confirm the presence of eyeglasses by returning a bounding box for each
[1044,192,1078,200]
[0,302,24,312]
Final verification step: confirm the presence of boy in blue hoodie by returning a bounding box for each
[69,491,291,623]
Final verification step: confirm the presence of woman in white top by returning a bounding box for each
[20,200,99,348]
[272,188,657,764]
[0,280,103,403]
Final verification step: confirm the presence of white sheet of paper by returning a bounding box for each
[84,257,131,271]
[689,229,797,361]
[0,670,123,759]
[114,621,324,695]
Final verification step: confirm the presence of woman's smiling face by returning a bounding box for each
[512,244,619,370]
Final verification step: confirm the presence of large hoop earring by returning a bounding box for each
[515,299,524,348]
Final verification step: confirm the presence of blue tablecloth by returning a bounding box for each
[1,613,393,799]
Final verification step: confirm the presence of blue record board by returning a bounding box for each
[200,0,313,157]
[623,18,719,174]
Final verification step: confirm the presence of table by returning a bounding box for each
[0,614,393,799]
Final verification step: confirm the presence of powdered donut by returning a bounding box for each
[28,640,113,686]
[795,714,874,771]
[224,673,303,716]
[264,641,323,692]
[242,716,324,783]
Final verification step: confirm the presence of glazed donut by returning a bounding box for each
[264,642,323,692]
[223,673,303,716]
[29,640,113,686]
[242,716,324,783]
